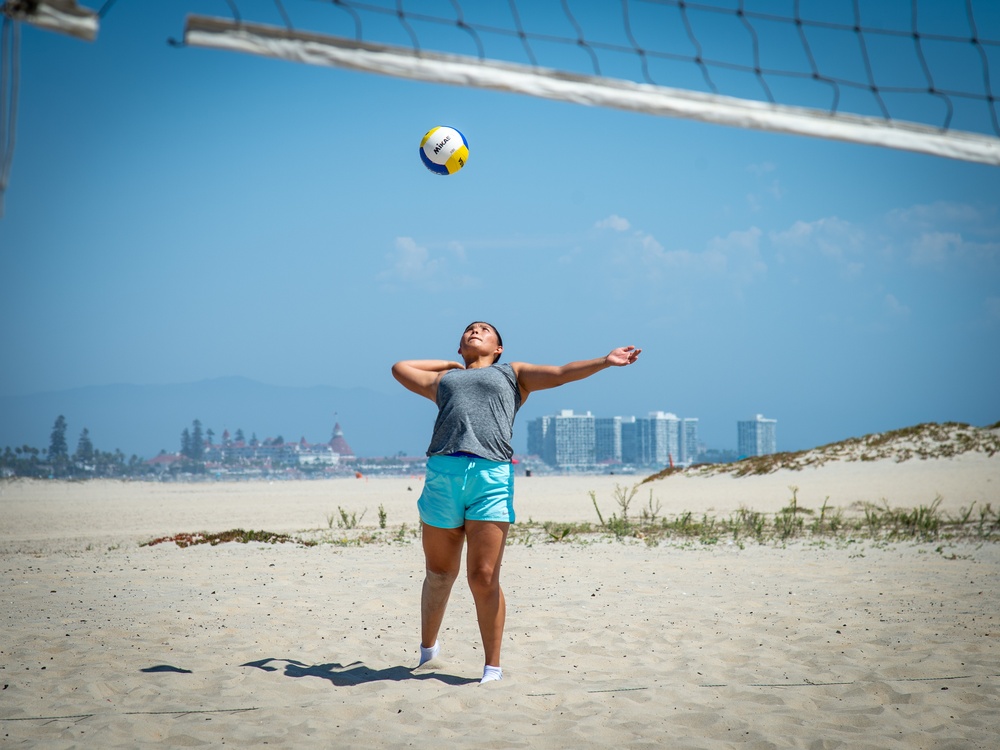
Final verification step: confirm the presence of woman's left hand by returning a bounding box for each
[605,346,641,366]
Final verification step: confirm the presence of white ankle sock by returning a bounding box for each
[480,665,502,684]
[418,641,440,666]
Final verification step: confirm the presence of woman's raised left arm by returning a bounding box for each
[511,345,641,400]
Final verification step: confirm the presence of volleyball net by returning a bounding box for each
[4,1,1000,171]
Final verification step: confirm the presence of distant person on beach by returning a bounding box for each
[392,321,641,684]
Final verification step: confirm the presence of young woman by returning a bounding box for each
[391,321,641,684]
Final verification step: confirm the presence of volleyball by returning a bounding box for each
[419,126,469,175]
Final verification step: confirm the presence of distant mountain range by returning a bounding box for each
[0,377,439,460]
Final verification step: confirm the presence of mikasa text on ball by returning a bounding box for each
[420,126,469,175]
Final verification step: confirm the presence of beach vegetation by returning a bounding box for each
[544,523,573,541]
[324,532,381,546]
[138,496,1000,551]
[142,529,315,547]
[581,484,999,548]
[335,506,366,529]
[133,488,1000,551]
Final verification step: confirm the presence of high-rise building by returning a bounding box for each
[647,411,680,466]
[622,416,649,465]
[620,416,638,465]
[737,414,777,457]
[620,412,679,467]
[528,411,596,468]
[594,416,622,464]
[680,417,699,465]
[527,416,551,458]
[551,410,595,468]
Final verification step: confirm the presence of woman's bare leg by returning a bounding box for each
[464,520,510,668]
[420,523,465,650]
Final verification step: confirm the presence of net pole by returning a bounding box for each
[1,1,99,42]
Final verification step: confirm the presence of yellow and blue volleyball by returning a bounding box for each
[419,126,469,175]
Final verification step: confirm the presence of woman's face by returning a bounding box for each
[459,322,503,362]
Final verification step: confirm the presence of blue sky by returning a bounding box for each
[1,0,999,455]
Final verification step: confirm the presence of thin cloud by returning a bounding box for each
[769,216,865,274]
[706,227,767,284]
[908,231,963,265]
[884,293,911,317]
[747,161,776,177]
[768,203,998,274]
[603,220,764,287]
[378,236,480,291]
[771,217,863,257]
[595,214,631,232]
[886,201,988,231]
[884,201,1000,266]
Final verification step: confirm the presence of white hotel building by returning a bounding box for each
[737,414,778,457]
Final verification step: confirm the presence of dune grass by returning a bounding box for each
[535,484,1000,548]
[141,486,999,550]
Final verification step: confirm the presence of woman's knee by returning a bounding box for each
[425,566,459,587]
[466,564,499,597]
[421,524,465,583]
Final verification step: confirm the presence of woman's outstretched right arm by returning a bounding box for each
[391,360,464,402]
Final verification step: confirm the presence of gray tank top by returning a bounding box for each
[426,363,522,462]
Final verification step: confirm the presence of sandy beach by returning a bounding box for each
[2,450,998,748]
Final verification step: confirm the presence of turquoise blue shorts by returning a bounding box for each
[418,454,515,529]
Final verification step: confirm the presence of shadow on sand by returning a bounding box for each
[241,657,478,687]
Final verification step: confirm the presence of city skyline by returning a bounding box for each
[1,375,794,462]
[526,408,775,470]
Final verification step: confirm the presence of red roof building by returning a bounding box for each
[329,423,354,456]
